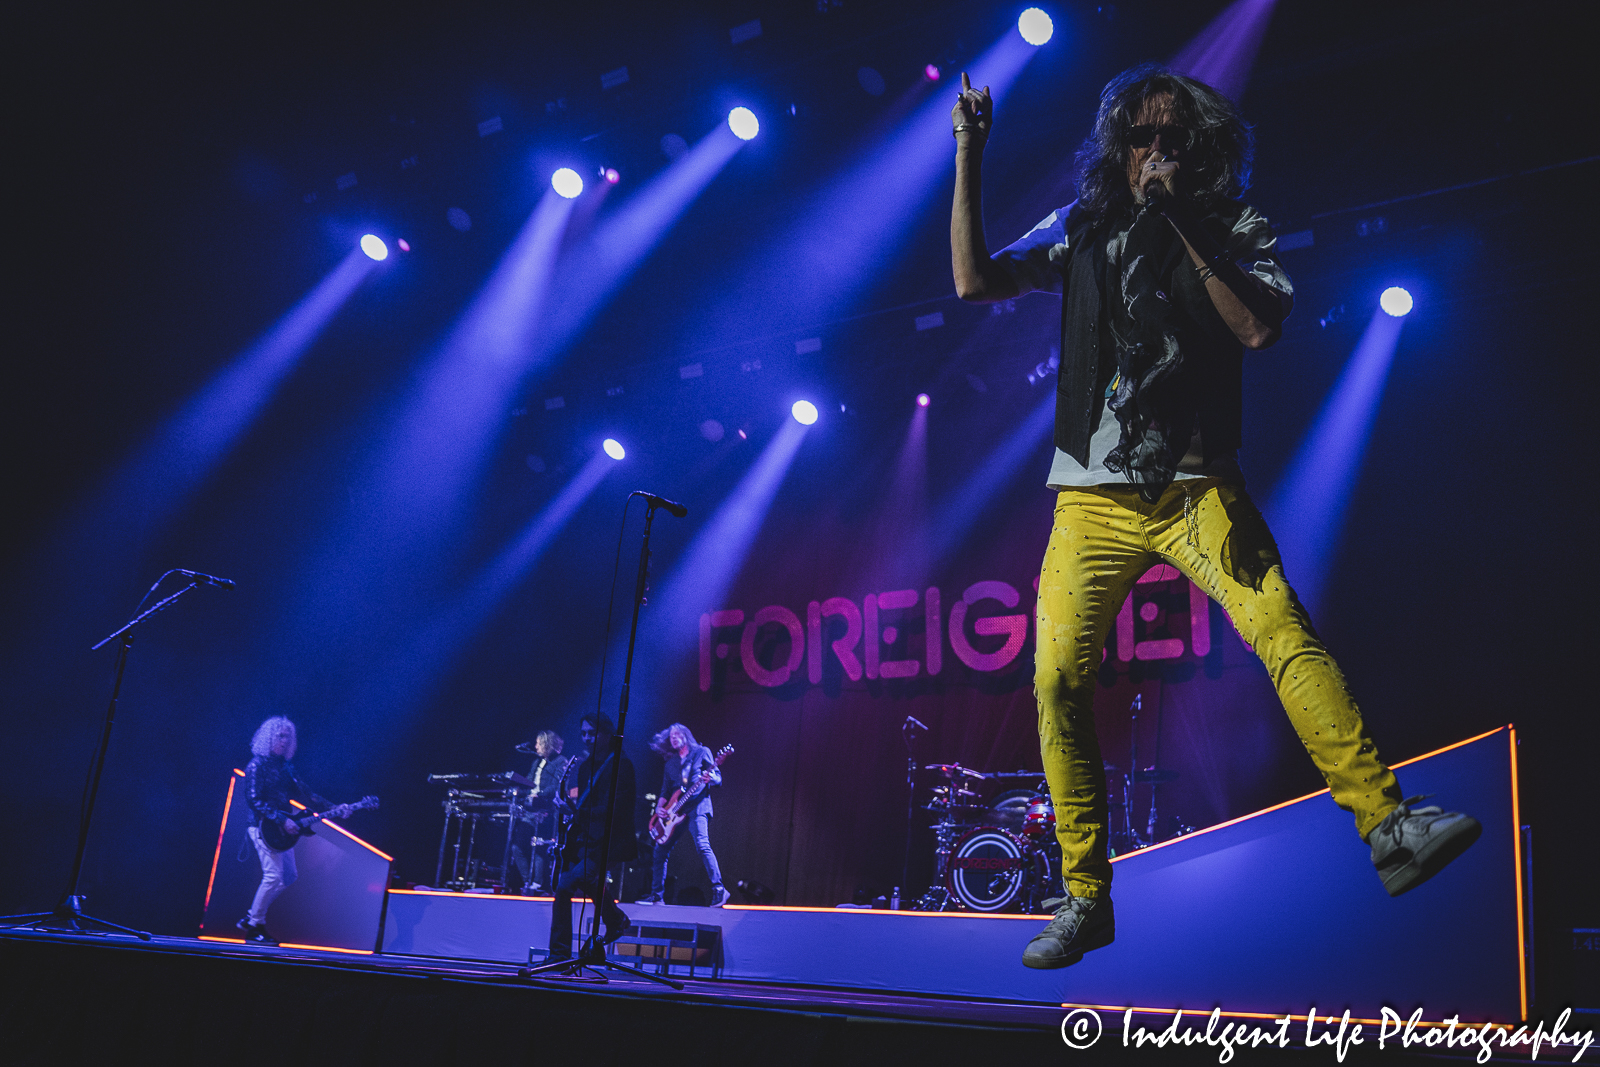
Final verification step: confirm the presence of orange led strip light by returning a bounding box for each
[201,772,242,916]
[1110,724,1509,865]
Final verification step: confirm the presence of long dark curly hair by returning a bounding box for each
[1073,63,1254,223]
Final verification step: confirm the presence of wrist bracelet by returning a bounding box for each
[952,123,987,139]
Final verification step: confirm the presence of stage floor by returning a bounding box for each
[378,726,1526,1022]
[0,728,1533,1065]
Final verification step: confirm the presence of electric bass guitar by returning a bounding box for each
[258,795,379,852]
[647,745,733,846]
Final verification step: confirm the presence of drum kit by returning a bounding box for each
[910,763,1058,914]
[905,698,1189,913]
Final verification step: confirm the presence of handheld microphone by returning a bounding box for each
[178,569,237,588]
[634,492,688,518]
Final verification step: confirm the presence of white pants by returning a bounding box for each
[246,825,297,926]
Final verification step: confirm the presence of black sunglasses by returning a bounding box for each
[1126,124,1191,150]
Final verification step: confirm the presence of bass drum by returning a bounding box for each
[945,826,1041,913]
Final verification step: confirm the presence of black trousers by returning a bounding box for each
[547,853,629,957]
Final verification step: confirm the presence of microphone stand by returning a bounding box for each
[898,718,925,909]
[2,575,211,939]
[523,499,682,989]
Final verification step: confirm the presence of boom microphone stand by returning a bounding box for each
[2,570,226,938]
[523,493,684,989]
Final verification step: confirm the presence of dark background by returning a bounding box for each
[6,0,1594,1014]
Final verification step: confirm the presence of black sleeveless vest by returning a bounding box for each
[1052,201,1249,469]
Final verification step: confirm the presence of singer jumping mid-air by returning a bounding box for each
[948,63,1481,968]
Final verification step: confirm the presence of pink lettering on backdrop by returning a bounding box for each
[806,597,863,684]
[948,580,1027,672]
[1114,564,1212,662]
[699,609,745,690]
[741,605,804,686]
[700,569,1210,692]
[866,589,922,679]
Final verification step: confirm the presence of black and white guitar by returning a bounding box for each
[258,795,379,852]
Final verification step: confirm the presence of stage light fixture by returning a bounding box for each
[924,64,941,81]
[916,393,931,407]
[1379,286,1413,317]
[360,234,388,261]
[728,107,760,141]
[397,238,411,252]
[1018,7,1054,45]
[791,400,819,425]
[552,168,584,199]
[602,438,626,460]
[602,167,620,184]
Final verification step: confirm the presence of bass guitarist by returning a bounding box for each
[638,723,727,907]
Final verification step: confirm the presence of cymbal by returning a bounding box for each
[925,763,986,779]
[1133,767,1179,784]
[922,802,987,814]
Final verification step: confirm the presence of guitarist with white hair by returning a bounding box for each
[638,723,731,907]
[236,716,376,944]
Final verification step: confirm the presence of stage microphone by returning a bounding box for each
[634,491,688,518]
[178,569,236,588]
[1131,693,1142,711]
[903,715,930,732]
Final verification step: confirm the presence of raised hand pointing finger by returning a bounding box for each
[952,72,993,139]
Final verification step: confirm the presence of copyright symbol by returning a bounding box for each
[1060,1008,1103,1049]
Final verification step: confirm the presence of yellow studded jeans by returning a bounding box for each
[1035,478,1403,900]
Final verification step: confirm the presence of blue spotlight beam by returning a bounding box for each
[1265,309,1406,615]
[115,247,375,531]
[687,27,1041,348]
[1169,0,1280,101]
[12,243,375,631]
[337,451,619,732]
[372,190,576,525]
[929,389,1055,563]
[620,418,810,723]
[262,191,577,701]
[857,402,931,588]
[473,451,617,606]
[535,123,746,364]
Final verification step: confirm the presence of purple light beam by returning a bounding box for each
[534,123,746,364]
[342,450,618,723]
[687,28,1040,348]
[1265,308,1406,615]
[1169,0,1280,102]
[930,389,1056,563]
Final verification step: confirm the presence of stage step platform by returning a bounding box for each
[383,726,1526,1022]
